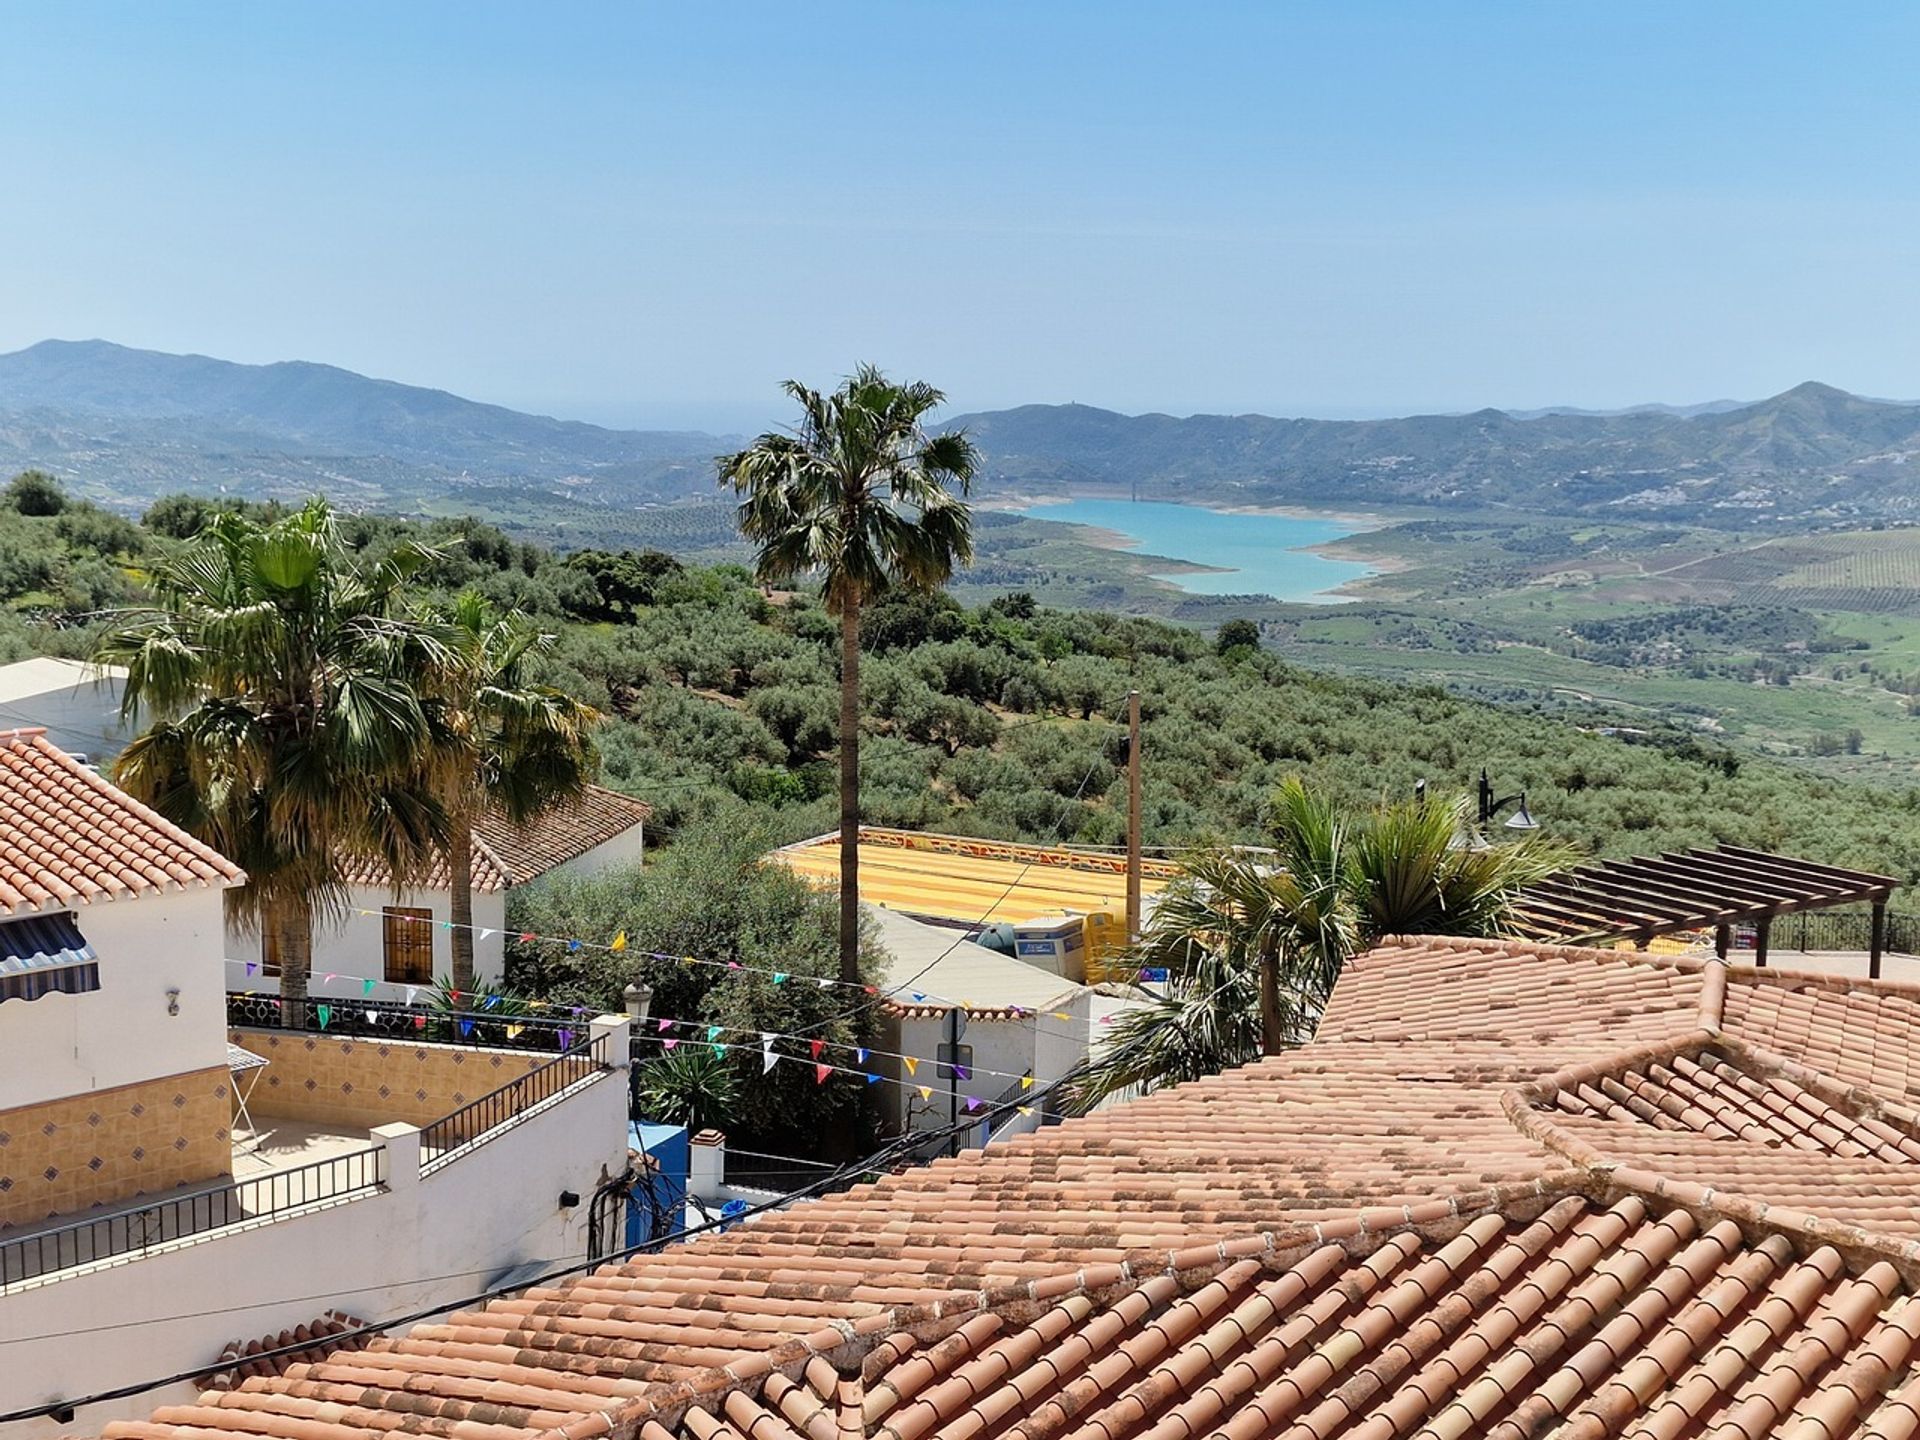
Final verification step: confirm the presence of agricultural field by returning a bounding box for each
[1265,520,1920,785]
[549,505,1920,787]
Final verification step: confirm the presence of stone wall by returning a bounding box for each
[230,1028,560,1129]
[0,1066,231,1230]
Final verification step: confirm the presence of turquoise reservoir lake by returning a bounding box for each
[1014,499,1377,603]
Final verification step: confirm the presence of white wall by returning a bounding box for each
[0,671,130,762]
[885,990,1091,1145]
[0,888,230,1111]
[0,1019,632,1438]
[1031,989,1094,1110]
[553,824,646,879]
[225,887,508,1003]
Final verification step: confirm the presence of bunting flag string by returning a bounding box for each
[235,974,1060,1096]
[616,1021,1030,1113]
[339,906,1128,1043]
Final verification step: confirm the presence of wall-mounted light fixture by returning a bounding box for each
[165,987,180,1017]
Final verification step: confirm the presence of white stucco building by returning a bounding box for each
[0,656,130,762]
[867,906,1093,1147]
[0,732,635,1436]
[224,785,651,1002]
[0,726,245,1227]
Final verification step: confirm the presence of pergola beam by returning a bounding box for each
[1517,844,1898,958]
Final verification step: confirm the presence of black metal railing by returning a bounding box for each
[1734,908,1920,957]
[0,1145,385,1291]
[419,1031,611,1173]
[226,991,587,1052]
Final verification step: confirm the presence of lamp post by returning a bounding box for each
[1476,769,1539,831]
[623,981,654,1025]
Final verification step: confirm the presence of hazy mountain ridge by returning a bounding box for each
[947,382,1920,521]
[0,339,733,506]
[5,339,1920,527]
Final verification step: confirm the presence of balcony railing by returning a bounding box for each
[226,991,584,1052]
[419,1030,611,1174]
[1759,907,1920,957]
[0,1145,385,1291]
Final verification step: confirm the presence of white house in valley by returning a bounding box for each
[223,784,651,1002]
[0,731,634,1437]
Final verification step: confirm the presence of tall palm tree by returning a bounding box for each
[421,592,600,993]
[1068,783,1573,1111]
[97,500,445,1021]
[719,366,978,985]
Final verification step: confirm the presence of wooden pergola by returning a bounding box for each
[1515,845,1900,976]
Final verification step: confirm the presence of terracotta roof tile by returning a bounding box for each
[98,936,1920,1440]
[338,784,649,893]
[197,1312,370,1390]
[0,727,244,913]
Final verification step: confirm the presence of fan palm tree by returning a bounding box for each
[718,366,978,986]
[1347,791,1569,939]
[420,593,600,994]
[97,500,446,1021]
[1068,782,1574,1111]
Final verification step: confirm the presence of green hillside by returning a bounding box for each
[8,473,1916,890]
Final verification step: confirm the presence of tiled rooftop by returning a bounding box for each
[338,783,651,892]
[100,936,1920,1440]
[0,727,244,914]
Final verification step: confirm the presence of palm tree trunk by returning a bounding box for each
[1259,945,1285,1056]
[277,896,312,1029]
[837,596,862,987]
[449,803,475,994]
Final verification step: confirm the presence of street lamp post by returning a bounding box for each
[1477,769,1539,831]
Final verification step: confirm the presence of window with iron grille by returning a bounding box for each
[382,906,435,984]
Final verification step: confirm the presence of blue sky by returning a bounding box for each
[3,2,1916,432]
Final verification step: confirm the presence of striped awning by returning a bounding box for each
[0,911,96,978]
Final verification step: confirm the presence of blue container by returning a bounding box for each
[628,1122,689,1247]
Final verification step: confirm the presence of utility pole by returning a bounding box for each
[1126,689,1143,940]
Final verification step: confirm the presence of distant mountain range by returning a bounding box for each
[5,338,1920,528]
[949,383,1920,522]
[0,339,731,512]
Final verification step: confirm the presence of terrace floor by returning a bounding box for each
[229,1115,382,1182]
[1,1114,382,1288]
